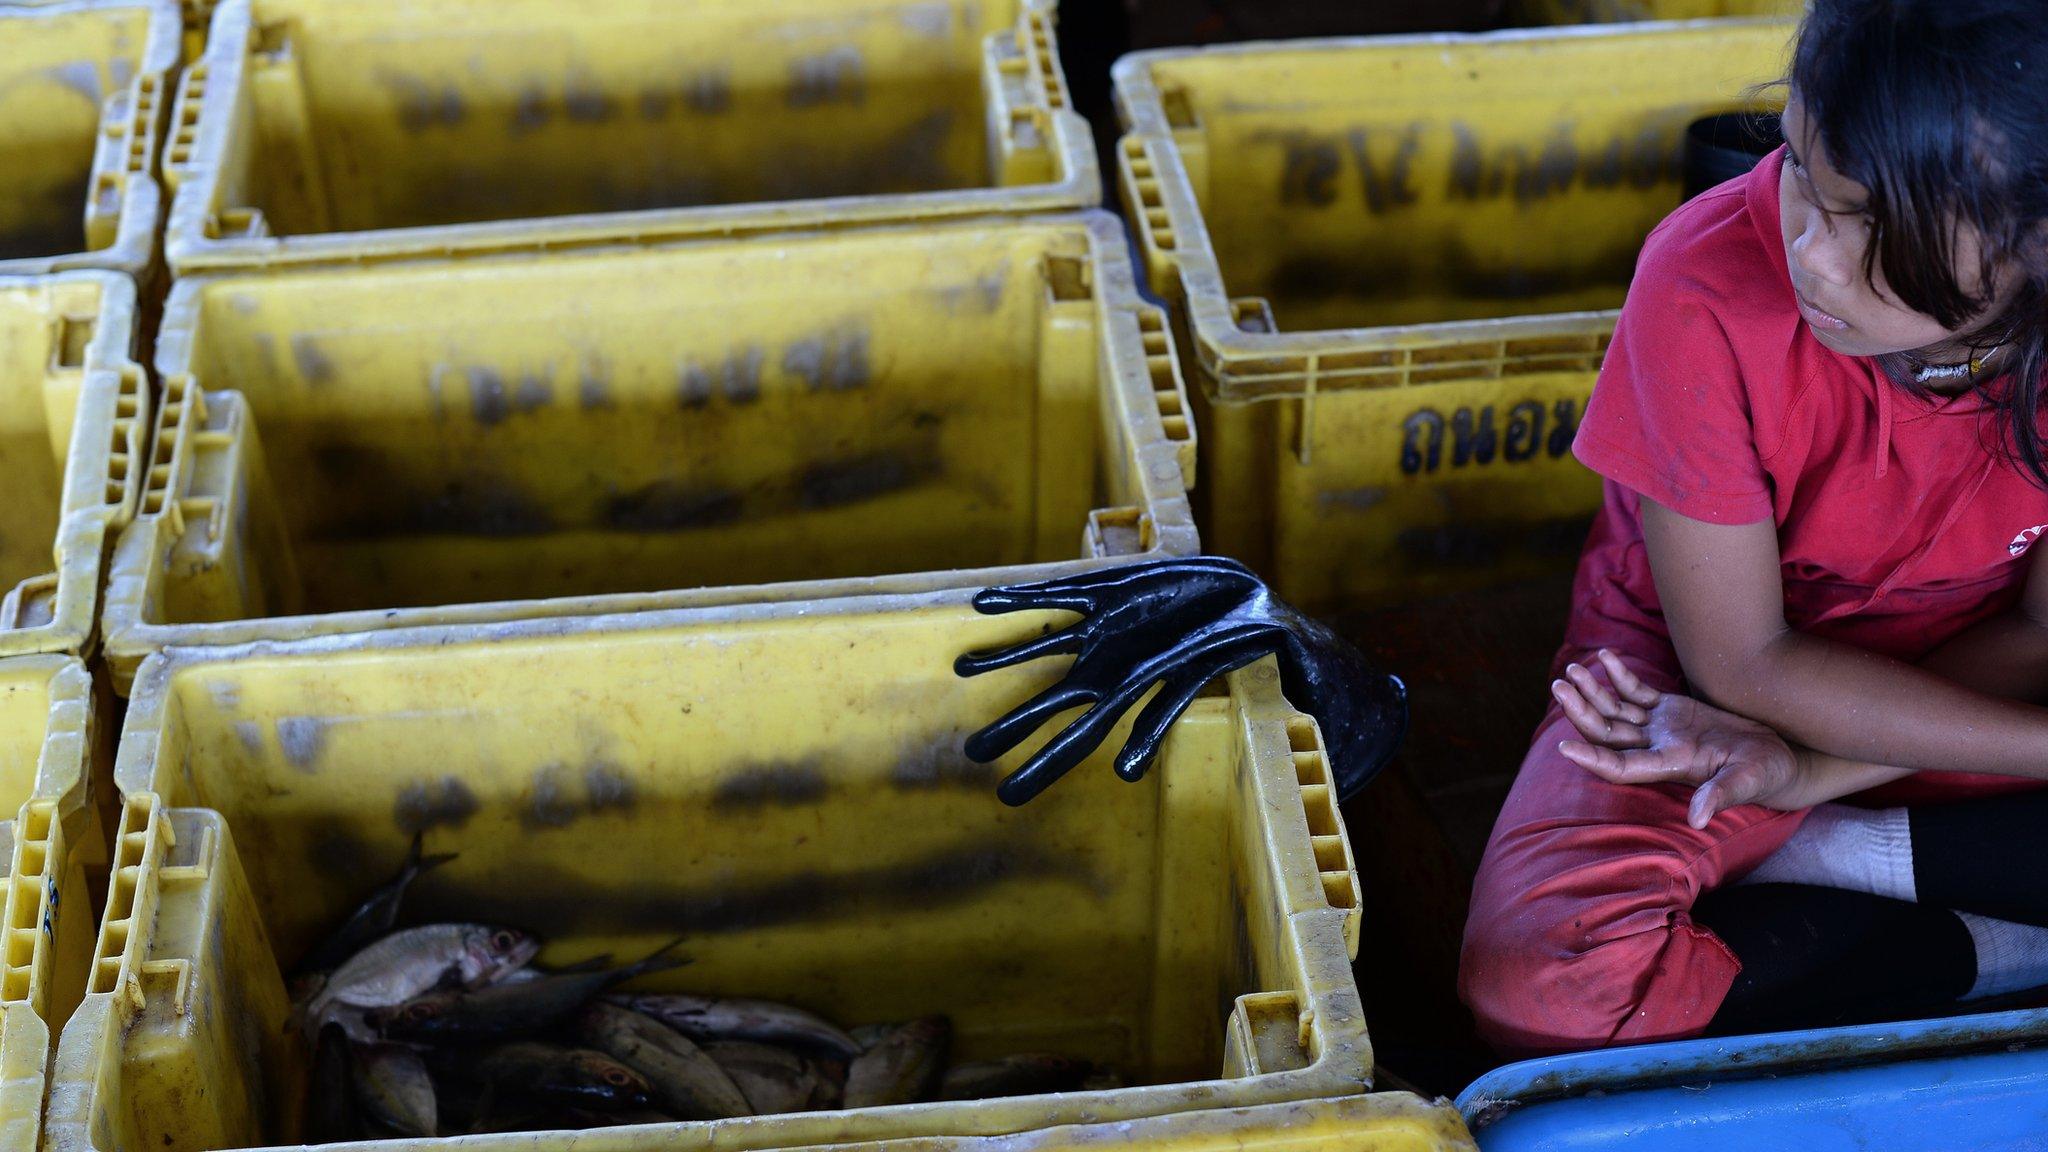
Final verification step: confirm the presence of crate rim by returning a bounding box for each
[163,0,1102,273]
[1109,17,1796,403]
[0,269,148,661]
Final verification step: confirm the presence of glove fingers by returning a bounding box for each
[970,587,1098,616]
[962,681,1094,764]
[992,669,1169,804]
[954,623,1083,677]
[1112,669,1218,783]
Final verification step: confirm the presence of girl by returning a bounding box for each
[1459,0,2048,1055]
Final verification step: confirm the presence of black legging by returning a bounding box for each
[1694,789,2048,1034]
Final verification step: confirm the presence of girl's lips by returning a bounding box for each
[1795,291,1852,331]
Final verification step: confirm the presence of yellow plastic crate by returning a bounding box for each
[99,212,1195,691]
[0,657,106,1152]
[1113,22,1791,610]
[0,0,178,278]
[54,592,1397,1151]
[1518,0,1801,22]
[159,0,1097,273]
[0,272,149,660]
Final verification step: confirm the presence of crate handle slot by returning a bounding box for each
[1135,305,1197,489]
[88,795,173,1004]
[1116,134,1183,313]
[163,63,209,184]
[142,375,236,550]
[1287,716,1363,957]
[106,364,146,515]
[1086,506,1155,558]
[0,799,62,1014]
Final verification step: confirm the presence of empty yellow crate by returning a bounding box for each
[0,0,178,278]
[161,0,1097,272]
[1114,21,1790,609]
[0,657,107,1152]
[100,212,1196,690]
[53,592,1392,1151]
[0,272,149,660]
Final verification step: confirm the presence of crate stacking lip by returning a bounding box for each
[1459,1006,2048,1151]
[0,0,179,278]
[160,0,1099,273]
[50,589,1428,1151]
[1109,19,1792,610]
[0,272,150,661]
[99,211,1197,691]
[0,657,105,1152]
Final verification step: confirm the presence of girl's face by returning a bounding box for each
[1778,93,2015,362]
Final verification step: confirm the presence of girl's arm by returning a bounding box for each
[1643,498,2048,778]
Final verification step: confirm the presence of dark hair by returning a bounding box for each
[1792,0,2048,484]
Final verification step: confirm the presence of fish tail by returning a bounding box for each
[618,936,692,983]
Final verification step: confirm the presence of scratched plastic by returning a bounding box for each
[1112,21,1792,609]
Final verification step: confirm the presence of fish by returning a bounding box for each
[375,938,689,1041]
[352,1043,438,1137]
[849,1023,892,1051]
[306,1023,361,1145]
[312,923,538,1017]
[577,1002,751,1119]
[842,1016,950,1108]
[468,1042,654,1119]
[296,833,457,975]
[611,994,861,1059]
[939,1054,1092,1100]
[702,1040,829,1115]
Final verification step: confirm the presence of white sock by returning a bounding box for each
[1958,912,2048,1000]
[1739,803,1917,903]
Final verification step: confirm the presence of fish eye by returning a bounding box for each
[405,1003,438,1021]
[603,1069,633,1087]
[491,931,517,950]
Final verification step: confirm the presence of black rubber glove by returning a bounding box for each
[955,556,1408,805]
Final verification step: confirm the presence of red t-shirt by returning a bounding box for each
[1567,146,2048,803]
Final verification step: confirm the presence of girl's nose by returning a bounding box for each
[1791,210,1858,289]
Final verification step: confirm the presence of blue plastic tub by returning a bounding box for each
[1459,1008,2048,1150]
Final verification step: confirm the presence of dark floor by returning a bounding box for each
[1329,572,1579,1096]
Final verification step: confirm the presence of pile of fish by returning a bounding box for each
[295,837,1108,1140]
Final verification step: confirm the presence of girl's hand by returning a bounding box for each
[1550,649,1813,829]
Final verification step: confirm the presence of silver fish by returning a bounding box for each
[843,1017,950,1108]
[578,1002,751,1119]
[352,1043,438,1137]
[314,924,538,1014]
[703,1040,835,1115]
[612,994,860,1059]
[939,1053,1092,1100]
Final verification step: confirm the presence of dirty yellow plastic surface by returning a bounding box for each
[0,0,179,278]
[0,273,149,660]
[56,592,1384,1151]
[100,211,1195,691]
[657,1093,1478,1151]
[1517,0,1800,21]
[1113,22,1791,609]
[160,0,1097,272]
[0,657,105,1152]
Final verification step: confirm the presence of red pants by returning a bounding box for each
[1461,661,2044,1058]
